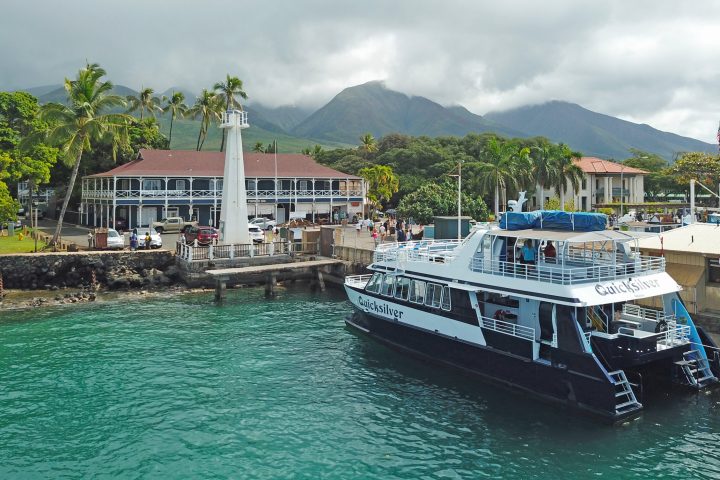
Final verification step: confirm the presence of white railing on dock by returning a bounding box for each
[479,316,535,341]
[469,255,665,285]
[177,241,288,262]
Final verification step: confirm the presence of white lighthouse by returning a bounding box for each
[219,110,250,244]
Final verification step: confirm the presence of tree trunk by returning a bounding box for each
[196,124,202,151]
[220,130,226,152]
[52,143,84,246]
[169,114,175,147]
[540,185,545,210]
[560,189,565,211]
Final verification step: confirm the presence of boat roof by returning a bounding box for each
[488,228,636,243]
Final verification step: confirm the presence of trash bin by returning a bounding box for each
[94,228,108,249]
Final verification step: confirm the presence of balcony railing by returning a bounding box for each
[83,189,364,200]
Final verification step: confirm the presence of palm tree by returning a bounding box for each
[126,87,162,120]
[214,75,248,151]
[531,140,557,210]
[358,165,399,217]
[162,91,187,147]
[359,133,378,154]
[186,89,223,151]
[40,63,131,245]
[476,137,531,219]
[252,141,265,153]
[550,144,584,210]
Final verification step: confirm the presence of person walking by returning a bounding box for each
[355,219,362,236]
[130,229,138,251]
[144,231,151,250]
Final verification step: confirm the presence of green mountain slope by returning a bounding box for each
[291,81,521,143]
[485,101,716,161]
[248,104,312,132]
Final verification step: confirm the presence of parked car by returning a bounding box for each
[248,225,264,243]
[106,228,125,250]
[152,217,197,233]
[137,230,163,249]
[249,217,277,230]
[184,226,218,245]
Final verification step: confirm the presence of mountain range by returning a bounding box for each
[17,81,715,161]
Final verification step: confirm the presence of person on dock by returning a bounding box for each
[144,232,151,250]
[355,220,362,236]
[87,231,94,250]
[130,229,138,251]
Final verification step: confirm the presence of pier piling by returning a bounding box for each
[215,275,229,303]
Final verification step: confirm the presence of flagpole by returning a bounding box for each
[274,139,278,222]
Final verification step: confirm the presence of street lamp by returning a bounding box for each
[620,163,625,217]
[448,160,462,241]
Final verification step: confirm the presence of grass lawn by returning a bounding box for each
[0,232,46,254]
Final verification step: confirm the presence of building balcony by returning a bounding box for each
[82,189,365,201]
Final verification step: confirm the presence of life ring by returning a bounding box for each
[655,319,669,333]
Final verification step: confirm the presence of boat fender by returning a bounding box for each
[655,319,668,334]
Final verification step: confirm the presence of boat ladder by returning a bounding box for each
[675,350,717,388]
[608,370,641,414]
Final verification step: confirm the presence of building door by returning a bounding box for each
[277,206,286,224]
[141,206,158,227]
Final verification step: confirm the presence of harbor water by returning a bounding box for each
[1,286,720,479]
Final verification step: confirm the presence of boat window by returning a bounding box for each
[394,277,410,300]
[365,273,382,293]
[441,286,451,311]
[425,283,443,308]
[409,280,426,304]
[380,275,396,297]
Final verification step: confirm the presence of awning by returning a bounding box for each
[665,263,704,287]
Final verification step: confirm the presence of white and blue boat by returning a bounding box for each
[344,210,720,421]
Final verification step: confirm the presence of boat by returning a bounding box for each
[343,210,720,421]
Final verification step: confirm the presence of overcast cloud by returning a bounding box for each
[2,0,719,142]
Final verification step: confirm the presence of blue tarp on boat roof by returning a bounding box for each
[498,210,607,231]
[499,211,542,230]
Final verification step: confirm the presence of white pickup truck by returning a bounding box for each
[152,217,197,233]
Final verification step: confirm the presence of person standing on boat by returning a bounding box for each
[544,241,556,262]
[521,240,536,265]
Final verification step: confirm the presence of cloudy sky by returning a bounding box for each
[2,1,719,142]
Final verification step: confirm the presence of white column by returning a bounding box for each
[604,177,610,204]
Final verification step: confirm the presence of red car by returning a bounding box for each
[185,226,218,245]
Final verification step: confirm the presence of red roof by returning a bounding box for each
[87,149,361,179]
[574,157,648,174]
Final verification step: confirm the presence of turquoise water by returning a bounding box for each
[1,286,720,479]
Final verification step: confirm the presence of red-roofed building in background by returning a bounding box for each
[530,157,648,211]
[81,149,365,229]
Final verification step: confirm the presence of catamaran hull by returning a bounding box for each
[345,308,641,422]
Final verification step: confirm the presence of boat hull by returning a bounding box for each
[346,307,641,422]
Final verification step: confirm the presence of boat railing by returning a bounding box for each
[622,304,671,323]
[616,323,691,349]
[469,255,665,285]
[480,316,535,341]
[345,274,372,288]
[373,239,463,264]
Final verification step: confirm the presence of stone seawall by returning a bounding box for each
[0,251,179,290]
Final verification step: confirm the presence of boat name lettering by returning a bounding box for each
[358,296,405,319]
[594,278,661,296]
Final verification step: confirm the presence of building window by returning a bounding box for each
[175,180,187,190]
[142,179,162,190]
[299,180,310,192]
[581,179,587,190]
[708,259,720,284]
[596,179,599,189]
[581,196,587,211]
[246,180,256,190]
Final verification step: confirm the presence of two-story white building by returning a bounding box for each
[529,157,647,211]
[81,149,365,229]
